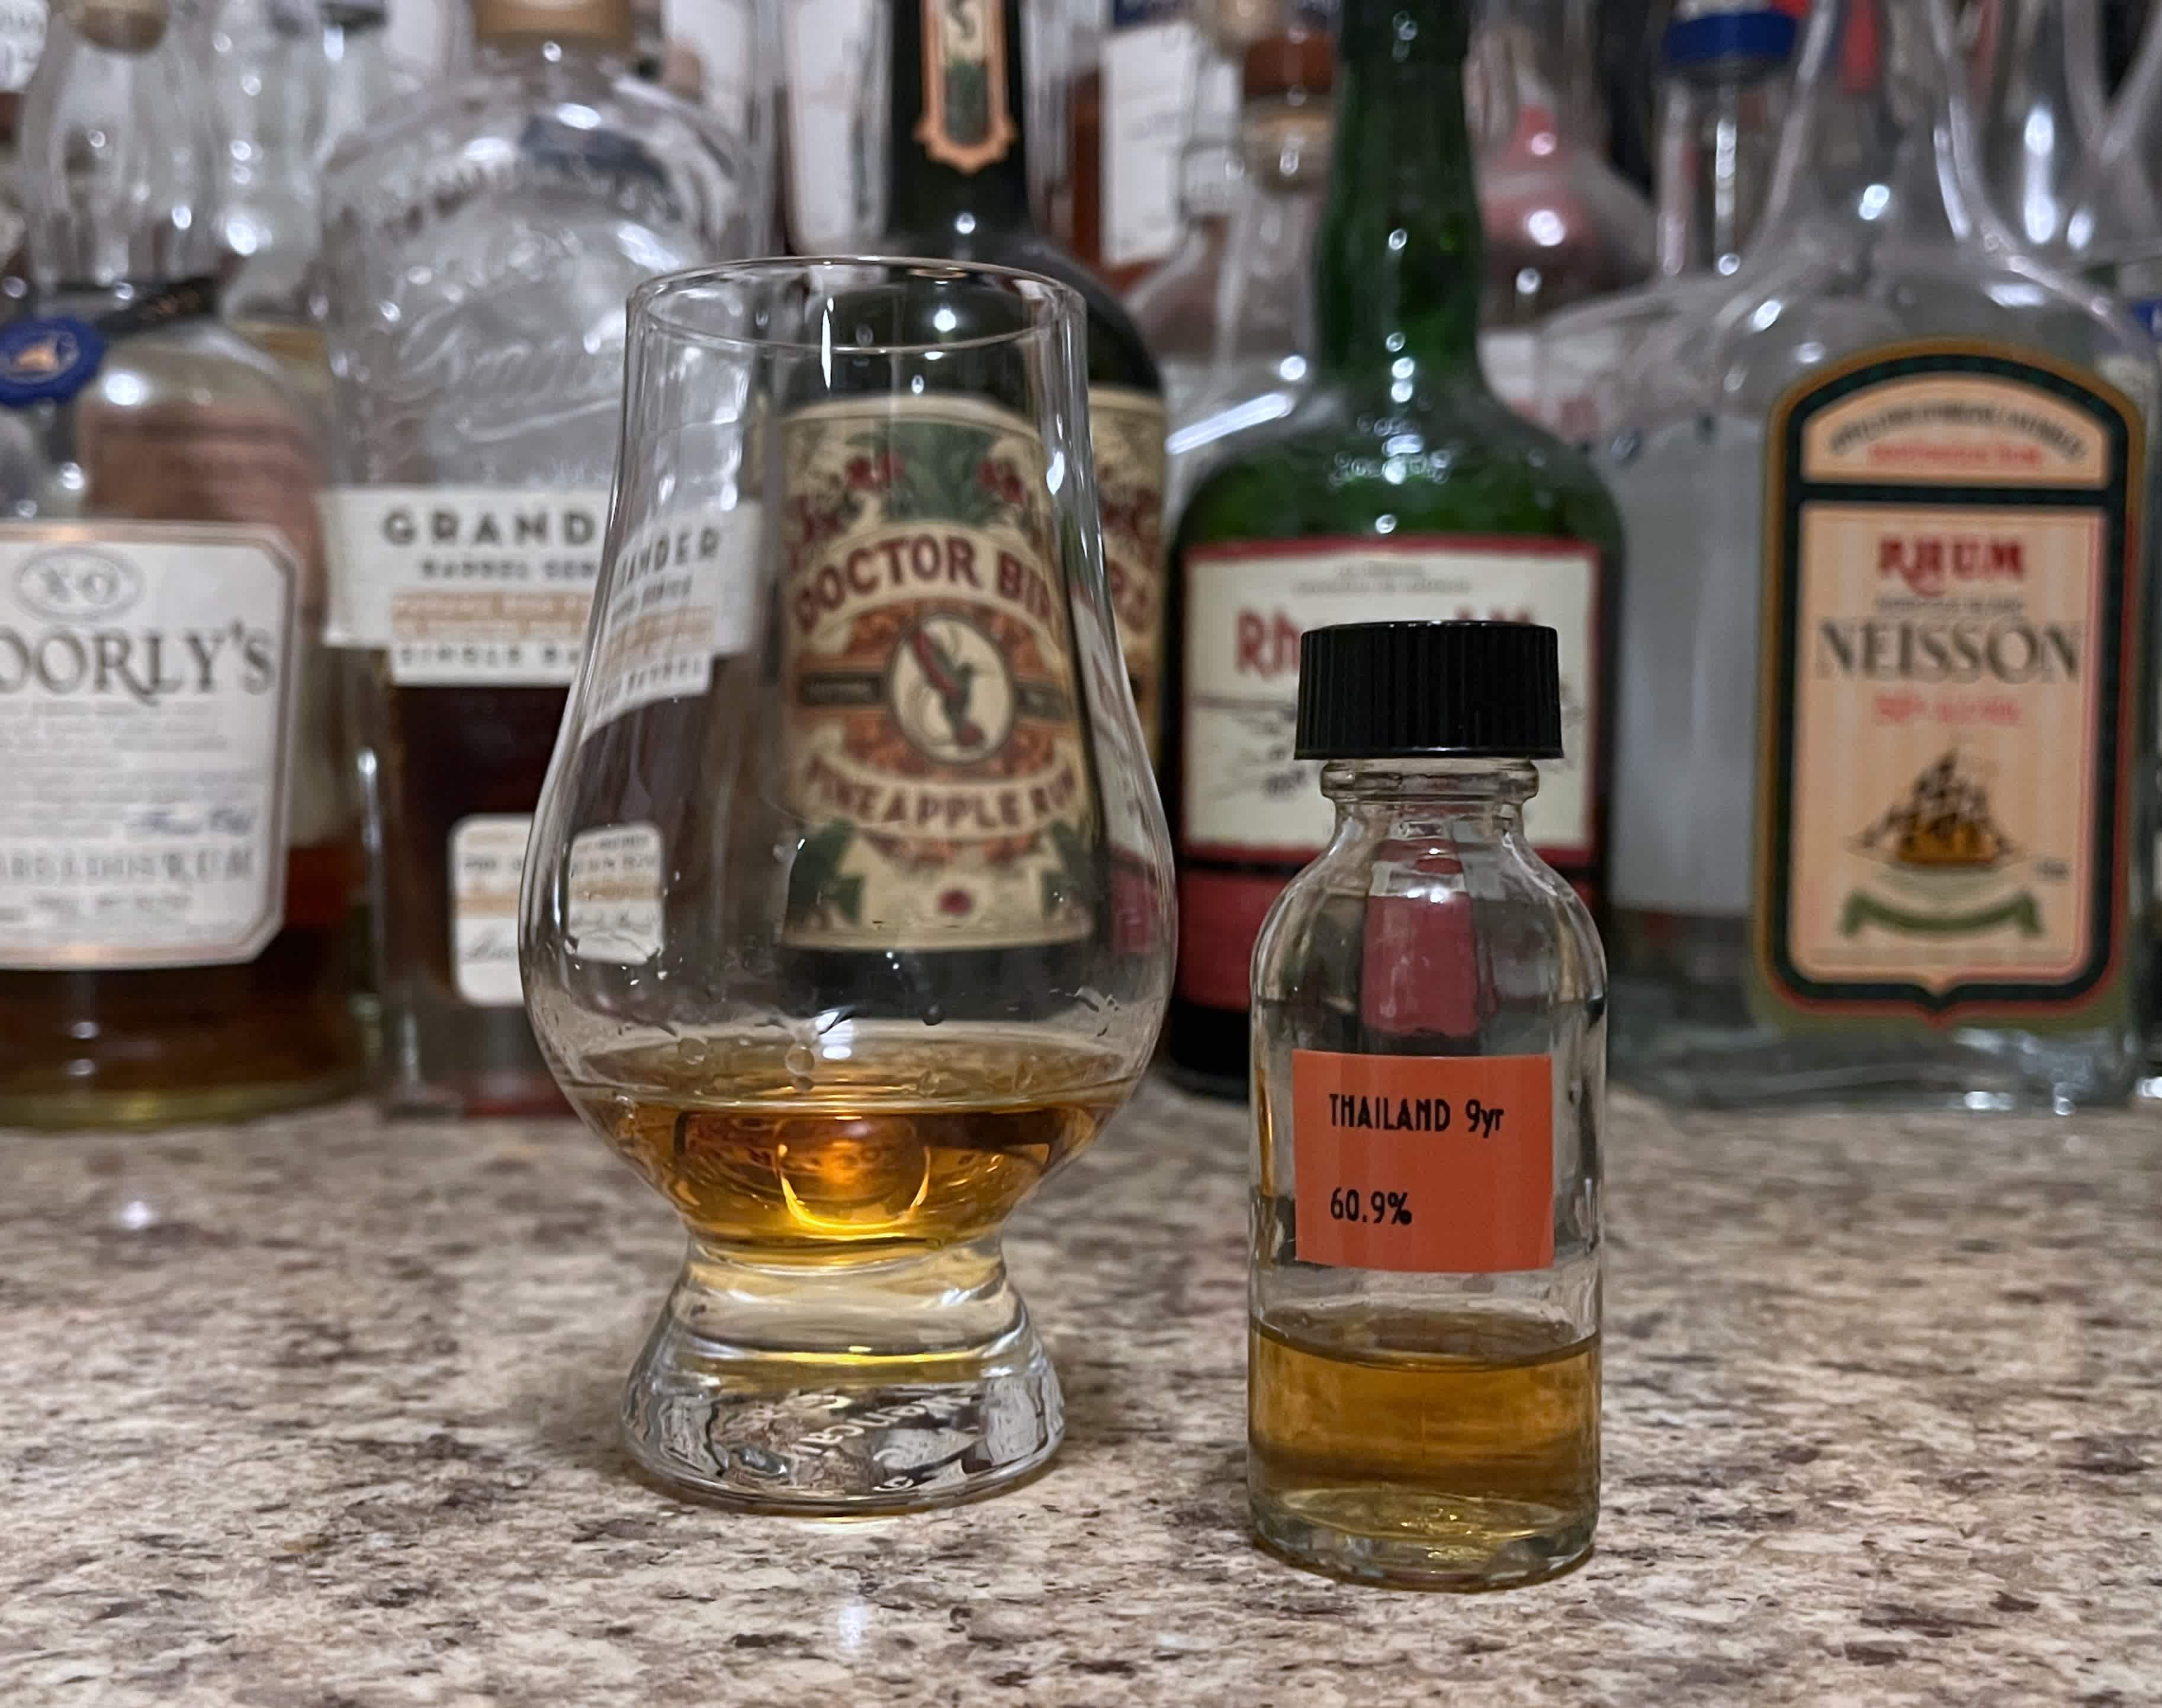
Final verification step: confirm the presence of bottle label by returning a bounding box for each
[778,394,1096,951]
[1757,345,2141,1019]
[781,0,879,248]
[82,397,326,612]
[1177,534,1600,1008]
[1101,4,1202,268]
[451,814,528,1006]
[915,0,1018,176]
[1290,1049,1556,1274]
[0,0,43,93]
[320,486,610,685]
[1090,384,1167,762]
[567,822,664,964]
[0,523,298,970]
[582,503,762,734]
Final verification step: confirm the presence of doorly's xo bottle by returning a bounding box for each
[0,0,363,1124]
[1165,0,1623,1098]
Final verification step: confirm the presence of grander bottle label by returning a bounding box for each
[915,0,1017,175]
[0,523,298,969]
[779,394,1094,951]
[1756,346,2142,1018]
[1089,384,1167,762]
[320,486,609,685]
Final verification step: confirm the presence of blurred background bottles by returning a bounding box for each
[0,0,362,1125]
[316,0,758,1117]
[1595,0,2153,1111]
[1470,0,1653,414]
[1128,25,1331,513]
[1535,0,1800,440]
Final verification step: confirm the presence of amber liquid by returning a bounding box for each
[567,1035,1135,1260]
[1249,1309,1600,1588]
[370,677,568,1115]
[0,842,365,1127]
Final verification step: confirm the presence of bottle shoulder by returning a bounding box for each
[1604,236,2161,429]
[1175,384,1625,557]
[882,225,1162,393]
[320,50,754,247]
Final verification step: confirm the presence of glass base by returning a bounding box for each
[1251,1485,1594,1592]
[619,1238,1063,1513]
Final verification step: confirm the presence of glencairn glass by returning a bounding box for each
[522,259,1174,1510]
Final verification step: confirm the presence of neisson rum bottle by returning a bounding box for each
[876,0,1169,763]
[0,0,362,1124]
[1163,0,1623,1098]
[1599,0,2154,1108]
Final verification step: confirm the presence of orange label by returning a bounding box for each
[1291,1050,1554,1275]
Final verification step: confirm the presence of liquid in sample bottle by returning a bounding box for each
[1248,621,1604,1590]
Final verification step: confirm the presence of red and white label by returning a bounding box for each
[1292,1050,1555,1275]
[1176,535,1600,1012]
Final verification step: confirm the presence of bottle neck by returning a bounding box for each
[885,0,1035,242]
[21,4,219,291]
[1755,0,1995,250]
[1968,0,2105,250]
[1312,0,1482,394]
[1653,44,1792,279]
[1321,758,1538,835]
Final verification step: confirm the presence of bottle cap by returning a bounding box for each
[0,317,108,408]
[1294,621,1564,760]
[469,0,632,50]
[1663,8,1798,70]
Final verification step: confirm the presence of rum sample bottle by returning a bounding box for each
[0,0,362,1124]
[876,0,1168,763]
[1164,0,1622,1098]
[318,0,755,1115]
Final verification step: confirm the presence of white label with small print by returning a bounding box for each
[1102,17,1202,268]
[1181,535,1602,862]
[567,824,665,964]
[451,815,529,1006]
[320,485,611,686]
[0,0,45,93]
[583,504,762,733]
[0,524,298,969]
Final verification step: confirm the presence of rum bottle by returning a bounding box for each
[1165,0,1621,1098]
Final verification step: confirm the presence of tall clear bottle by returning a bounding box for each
[0,0,362,1124]
[1535,1,1800,442]
[1471,0,1653,416]
[1164,0,1621,1098]
[1969,0,2107,255]
[1601,0,2155,1108]
[318,0,756,1117]
[1127,27,1331,516]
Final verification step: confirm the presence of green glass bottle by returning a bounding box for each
[1164,0,1624,1097]
[879,0,1169,763]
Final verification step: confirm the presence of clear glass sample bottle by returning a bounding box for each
[1249,620,1604,1590]
[1600,0,2155,1109]
[318,0,757,1117]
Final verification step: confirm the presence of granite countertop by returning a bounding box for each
[3,1080,2159,1707]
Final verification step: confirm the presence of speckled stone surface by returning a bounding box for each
[2,1080,2159,1707]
